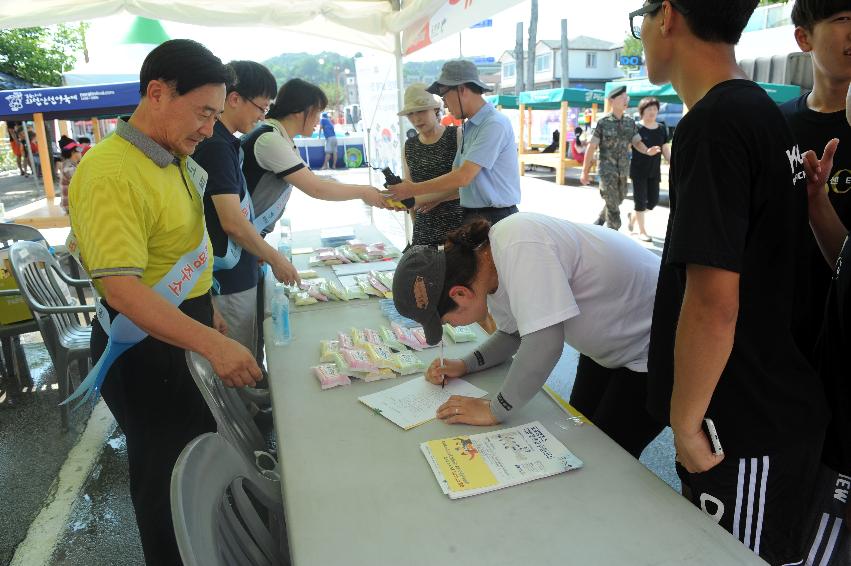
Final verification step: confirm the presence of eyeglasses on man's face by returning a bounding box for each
[240,93,270,116]
[437,86,458,100]
[629,0,690,40]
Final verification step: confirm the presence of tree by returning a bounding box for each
[320,82,345,109]
[620,35,644,73]
[264,51,354,87]
[0,24,87,86]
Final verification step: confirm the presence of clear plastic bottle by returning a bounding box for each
[278,216,292,262]
[270,284,291,346]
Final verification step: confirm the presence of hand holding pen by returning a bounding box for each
[425,354,467,387]
[440,340,445,389]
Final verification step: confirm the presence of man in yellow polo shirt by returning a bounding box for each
[69,39,261,565]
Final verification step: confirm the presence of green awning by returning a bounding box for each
[756,82,801,104]
[604,79,681,103]
[518,87,605,109]
[604,78,801,105]
[485,95,519,109]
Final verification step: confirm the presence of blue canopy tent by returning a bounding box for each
[516,88,604,185]
[0,81,140,227]
[0,81,140,122]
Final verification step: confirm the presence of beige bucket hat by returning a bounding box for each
[398,83,441,116]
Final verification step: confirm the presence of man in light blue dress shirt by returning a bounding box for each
[384,59,521,225]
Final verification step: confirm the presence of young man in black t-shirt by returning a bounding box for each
[781,0,851,365]
[798,85,851,565]
[635,1,829,563]
[194,61,298,359]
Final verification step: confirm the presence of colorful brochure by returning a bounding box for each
[421,421,583,499]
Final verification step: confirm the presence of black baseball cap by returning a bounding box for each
[392,245,446,346]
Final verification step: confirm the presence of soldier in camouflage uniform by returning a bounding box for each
[581,86,661,230]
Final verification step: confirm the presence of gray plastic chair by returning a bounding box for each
[0,224,44,400]
[9,240,96,429]
[171,432,289,566]
[185,351,277,476]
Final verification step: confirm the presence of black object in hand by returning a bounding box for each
[381,167,415,209]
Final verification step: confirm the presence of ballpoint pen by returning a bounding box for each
[440,339,446,389]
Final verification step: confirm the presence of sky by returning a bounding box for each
[77,0,639,71]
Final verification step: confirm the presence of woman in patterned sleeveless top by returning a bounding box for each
[399,83,463,246]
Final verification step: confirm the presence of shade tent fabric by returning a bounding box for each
[604,78,802,105]
[518,88,606,110]
[0,81,140,121]
[0,0,448,54]
[757,82,802,104]
[604,79,681,104]
[485,94,519,110]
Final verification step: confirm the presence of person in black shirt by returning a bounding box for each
[781,0,851,366]
[194,61,298,362]
[635,0,829,563]
[398,83,463,246]
[628,96,670,242]
[798,85,851,560]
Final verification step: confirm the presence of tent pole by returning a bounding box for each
[395,27,412,243]
[527,107,532,149]
[558,101,567,185]
[518,102,526,178]
[32,113,55,200]
[19,123,37,182]
[91,117,102,143]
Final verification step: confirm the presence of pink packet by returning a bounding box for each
[392,322,423,351]
[412,327,437,348]
[347,239,367,252]
[312,364,351,390]
[300,283,329,301]
[337,332,355,350]
[341,348,379,373]
[362,328,383,346]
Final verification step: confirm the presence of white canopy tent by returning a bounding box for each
[0,0,446,54]
[0,0,523,229]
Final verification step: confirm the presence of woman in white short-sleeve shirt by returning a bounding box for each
[392,212,664,458]
[241,78,387,231]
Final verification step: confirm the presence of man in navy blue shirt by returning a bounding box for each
[319,111,338,169]
[194,61,298,366]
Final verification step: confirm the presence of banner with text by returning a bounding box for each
[0,81,140,120]
[355,54,404,176]
[402,0,523,56]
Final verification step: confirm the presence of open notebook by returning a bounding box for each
[421,421,583,499]
[358,376,488,430]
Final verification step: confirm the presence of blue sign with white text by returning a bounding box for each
[619,55,644,66]
[470,19,493,29]
[0,81,140,120]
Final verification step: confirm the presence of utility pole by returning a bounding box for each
[560,19,569,88]
[526,0,538,92]
[514,22,524,96]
